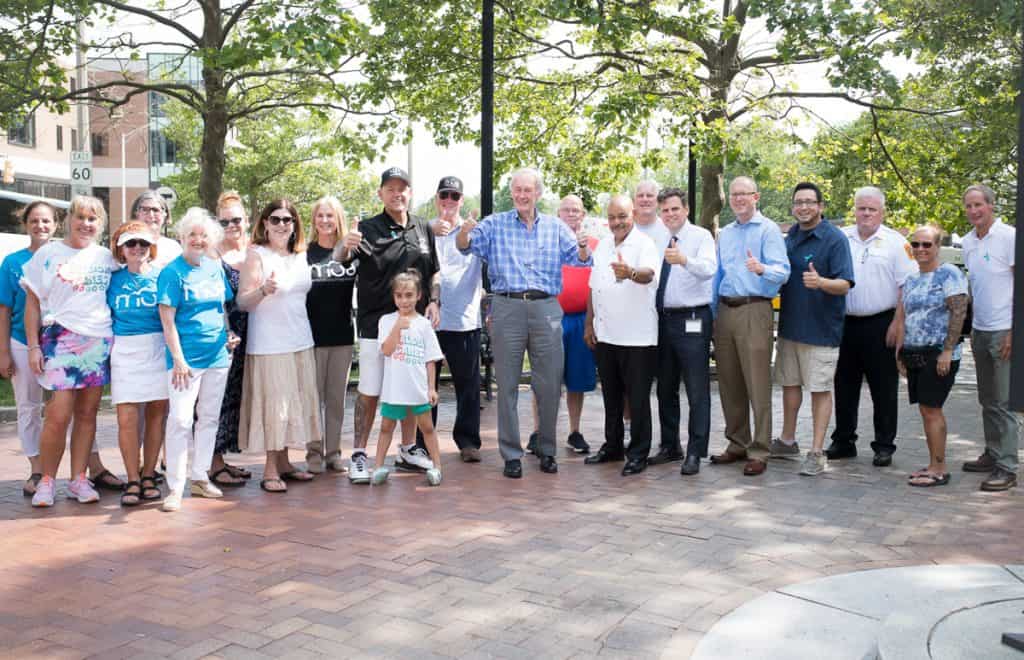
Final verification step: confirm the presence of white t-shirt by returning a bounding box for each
[153,236,183,270]
[21,241,118,337]
[378,312,444,405]
[633,217,672,252]
[962,219,1015,331]
[590,227,660,346]
[842,224,918,316]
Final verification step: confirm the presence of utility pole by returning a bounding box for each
[75,16,88,151]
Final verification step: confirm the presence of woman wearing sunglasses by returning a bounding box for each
[898,224,969,487]
[237,199,320,492]
[107,221,168,506]
[208,190,253,487]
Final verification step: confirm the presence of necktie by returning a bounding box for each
[656,258,671,312]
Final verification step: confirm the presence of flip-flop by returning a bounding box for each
[224,464,252,480]
[22,473,42,497]
[909,473,950,487]
[90,469,125,491]
[259,478,287,493]
[280,470,314,482]
[209,466,247,487]
[907,468,932,479]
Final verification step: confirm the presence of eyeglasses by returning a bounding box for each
[123,239,151,249]
[219,217,244,227]
[138,206,164,215]
[792,200,819,208]
[267,215,294,226]
[438,191,462,201]
[729,192,756,198]
[910,241,934,249]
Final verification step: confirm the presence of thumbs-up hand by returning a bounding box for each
[611,251,632,281]
[665,237,685,266]
[459,216,477,238]
[342,229,362,252]
[434,219,452,237]
[802,261,822,290]
[262,270,279,296]
[745,248,764,275]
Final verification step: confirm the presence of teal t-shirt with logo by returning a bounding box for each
[107,268,162,336]
[156,255,233,369]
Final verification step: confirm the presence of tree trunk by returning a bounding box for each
[197,1,226,212]
[698,160,724,233]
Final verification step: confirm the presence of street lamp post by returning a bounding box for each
[120,124,149,223]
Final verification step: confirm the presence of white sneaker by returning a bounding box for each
[799,451,827,476]
[426,468,442,487]
[349,453,370,484]
[190,480,223,498]
[32,475,56,507]
[306,452,325,474]
[162,490,183,512]
[67,473,100,503]
[396,445,434,471]
[371,467,390,485]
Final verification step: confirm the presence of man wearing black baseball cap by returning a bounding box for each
[333,166,440,483]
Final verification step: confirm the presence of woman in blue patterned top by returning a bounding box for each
[107,221,168,506]
[898,224,969,487]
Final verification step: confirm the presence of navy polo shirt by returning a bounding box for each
[778,219,855,347]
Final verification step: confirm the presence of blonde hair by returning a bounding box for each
[68,195,107,231]
[912,223,944,244]
[216,190,245,217]
[310,196,348,243]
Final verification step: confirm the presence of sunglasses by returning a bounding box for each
[219,217,244,227]
[439,191,462,201]
[266,215,294,226]
[123,239,151,249]
[910,241,934,249]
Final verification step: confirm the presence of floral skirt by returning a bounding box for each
[37,323,111,391]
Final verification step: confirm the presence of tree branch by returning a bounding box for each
[97,0,202,45]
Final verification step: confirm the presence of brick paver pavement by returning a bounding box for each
[0,359,1019,659]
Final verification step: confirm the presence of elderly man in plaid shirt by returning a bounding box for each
[457,168,592,478]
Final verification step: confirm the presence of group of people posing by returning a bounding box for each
[1,167,1017,515]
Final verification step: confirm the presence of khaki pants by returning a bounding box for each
[713,300,774,460]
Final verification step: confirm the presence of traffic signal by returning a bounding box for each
[2,159,13,185]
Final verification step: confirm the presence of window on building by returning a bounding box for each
[150,129,177,167]
[91,132,109,156]
[71,128,78,151]
[69,76,77,93]
[7,115,36,147]
[57,126,64,151]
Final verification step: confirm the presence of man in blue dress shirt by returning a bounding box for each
[710,176,790,476]
[457,168,592,478]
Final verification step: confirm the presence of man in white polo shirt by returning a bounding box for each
[827,187,917,467]
[960,183,1018,491]
[583,195,660,476]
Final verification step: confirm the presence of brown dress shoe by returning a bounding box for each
[743,459,767,476]
[963,453,996,473]
[710,449,747,465]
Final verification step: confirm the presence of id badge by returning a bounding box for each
[685,318,702,334]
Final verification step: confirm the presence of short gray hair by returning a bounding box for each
[634,180,659,196]
[509,167,544,196]
[730,175,758,192]
[854,186,886,208]
[175,207,223,245]
[131,190,172,223]
[963,183,995,205]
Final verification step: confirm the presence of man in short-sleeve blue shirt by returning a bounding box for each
[772,182,855,476]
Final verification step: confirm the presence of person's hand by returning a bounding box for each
[665,237,685,266]
[584,322,597,349]
[261,271,278,296]
[884,319,902,348]
[611,252,632,281]
[396,315,413,330]
[1000,332,1012,361]
[425,302,440,329]
[434,219,452,237]
[936,350,952,377]
[459,217,477,238]
[802,261,821,290]
[227,331,240,352]
[895,347,906,377]
[0,352,12,379]
[429,388,439,406]
[171,359,193,391]
[342,230,362,253]
[745,249,764,275]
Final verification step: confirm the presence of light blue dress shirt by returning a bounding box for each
[712,212,790,313]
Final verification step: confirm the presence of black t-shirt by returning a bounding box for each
[352,211,439,339]
[306,242,356,346]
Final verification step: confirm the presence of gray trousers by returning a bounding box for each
[307,345,354,458]
[972,330,1020,472]
[490,296,564,460]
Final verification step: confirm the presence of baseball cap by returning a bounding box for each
[437,176,463,194]
[116,231,155,246]
[380,166,411,187]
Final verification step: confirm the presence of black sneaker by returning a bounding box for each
[527,432,539,455]
[824,442,857,460]
[566,431,590,454]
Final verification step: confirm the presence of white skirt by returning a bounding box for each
[110,332,169,404]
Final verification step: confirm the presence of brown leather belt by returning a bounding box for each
[719,296,772,308]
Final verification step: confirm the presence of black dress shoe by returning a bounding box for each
[621,458,647,476]
[539,455,558,473]
[503,459,522,478]
[872,451,894,467]
[648,447,684,465]
[526,432,539,456]
[680,454,700,475]
[824,442,857,460]
[584,447,625,465]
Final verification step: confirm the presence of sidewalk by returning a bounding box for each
[0,362,1019,659]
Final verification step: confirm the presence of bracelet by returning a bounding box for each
[28,345,41,352]
[430,298,439,304]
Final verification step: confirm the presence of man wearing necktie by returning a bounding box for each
[648,188,717,475]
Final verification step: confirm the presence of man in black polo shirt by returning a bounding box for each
[335,166,440,483]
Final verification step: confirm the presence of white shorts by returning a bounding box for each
[111,332,169,404]
[357,338,385,397]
